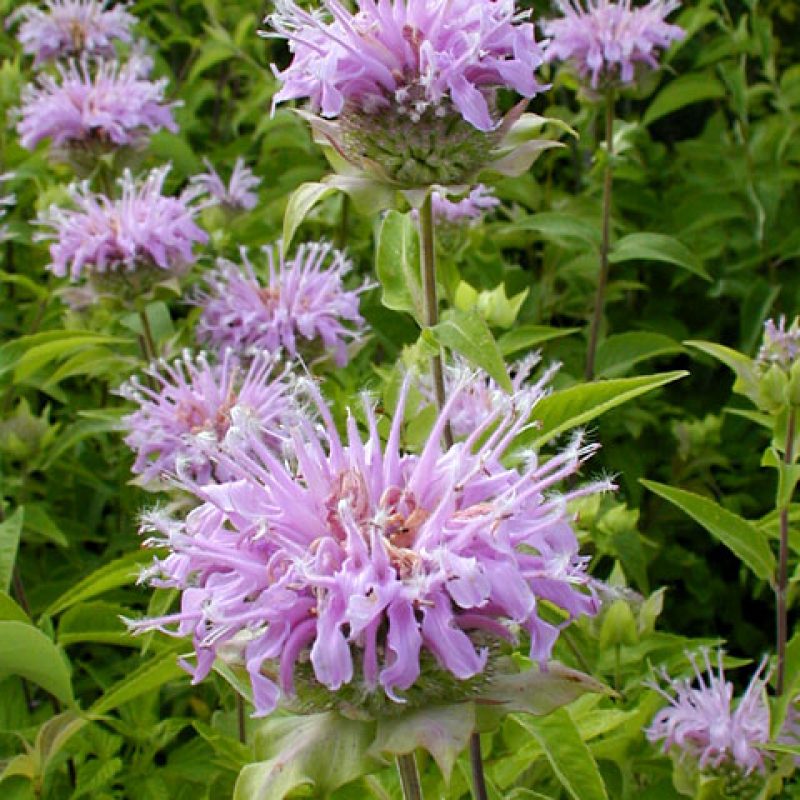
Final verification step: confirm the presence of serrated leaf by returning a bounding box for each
[643,73,726,126]
[0,507,24,594]
[609,233,709,280]
[429,308,512,392]
[0,621,73,705]
[517,708,609,800]
[524,372,687,448]
[282,182,337,251]
[45,550,153,616]
[497,325,578,357]
[234,713,378,800]
[91,649,186,714]
[595,332,683,378]
[641,480,776,582]
[370,704,474,781]
[375,210,423,320]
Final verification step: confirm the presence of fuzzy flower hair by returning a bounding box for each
[194,241,369,367]
[131,372,609,717]
[17,55,177,151]
[432,185,500,224]
[189,157,261,212]
[119,349,291,485]
[266,0,547,132]
[542,0,684,89]
[647,650,771,776]
[37,165,207,281]
[8,0,137,67]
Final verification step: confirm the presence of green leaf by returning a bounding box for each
[45,550,153,616]
[0,621,73,705]
[58,602,138,648]
[641,480,776,582]
[375,210,423,320]
[91,648,186,714]
[609,233,709,280]
[0,507,24,594]
[370,704,474,781]
[595,332,683,378]
[282,182,337,252]
[0,591,30,623]
[428,308,512,392]
[500,212,601,248]
[643,73,726,126]
[497,325,579,357]
[524,372,687,448]
[517,708,609,800]
[234,713,378,800]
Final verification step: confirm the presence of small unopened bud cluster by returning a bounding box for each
[752,317,800,412]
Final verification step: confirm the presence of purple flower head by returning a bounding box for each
[119,349,292,485]
[37,165,208,281]
[647,650,771,777]
[267,0,547,133]
[194,241,370,367]
[757,316,800,372]
[16,54,177,152]
[131,372,610,717]
[542,0,684,89]
[189,157,261,212]
[422,352,559,439]
[8,0,136,67]
[432,185,500,224]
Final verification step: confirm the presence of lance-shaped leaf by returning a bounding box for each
[685,340,759,400]
[369,703,475,782]
[234,712,378,800]
[641,480,776,582]
[609,233,709,280]
[375,210,423,321]
[0,507,24,594]
[282,182,337,252]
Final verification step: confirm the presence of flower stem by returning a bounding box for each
[419,192,453,449]
[584,87,615,382]
[470,733,489,800]
[237,693,247,744]
[396,753,423,800]
[777,406,796,695]
[138,307,158,365]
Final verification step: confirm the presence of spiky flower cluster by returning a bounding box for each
[432,185,500,224]
[423,353,557,439]
[647,651,771,779]
[757,317,800,372]
[267,0,545,132]
[120,350,291,485]
[542,0,684,89]
[37,166,207,282]
[194,242,369,367]
[9,0,136,66]
[131,373,608,717]
[189,157,261,212]
[17,55,177,152]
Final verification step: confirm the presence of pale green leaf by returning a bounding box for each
[375,210,423,319]
[641,480,776,581]
[0,507,24,594]
[282,182,337,251]
[429,309,512,392]
[498,325,578,357]
[0,591,30,623]
[525,372,687,448]
[0,621,73,705]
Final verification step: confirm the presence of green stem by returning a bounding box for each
[585,87,615,382]
[777,407,796,695]
[419,192,453,449]
[237,694,247,744]
[337,193,351,251]
[469,734,489,800]
[396,753,423,800]
[138,308,158,365]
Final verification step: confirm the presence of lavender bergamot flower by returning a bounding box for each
[37,165,207,287]
[131,372,610,717]
[17,55,177,156]
[266,0,548,186]
[542,0,685,90]
[432,185,500,224]
[189,157,261,212]
[120,349,291,485]
[647,650,771,795]
[194,241,369,367]
[9,0,136,67]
